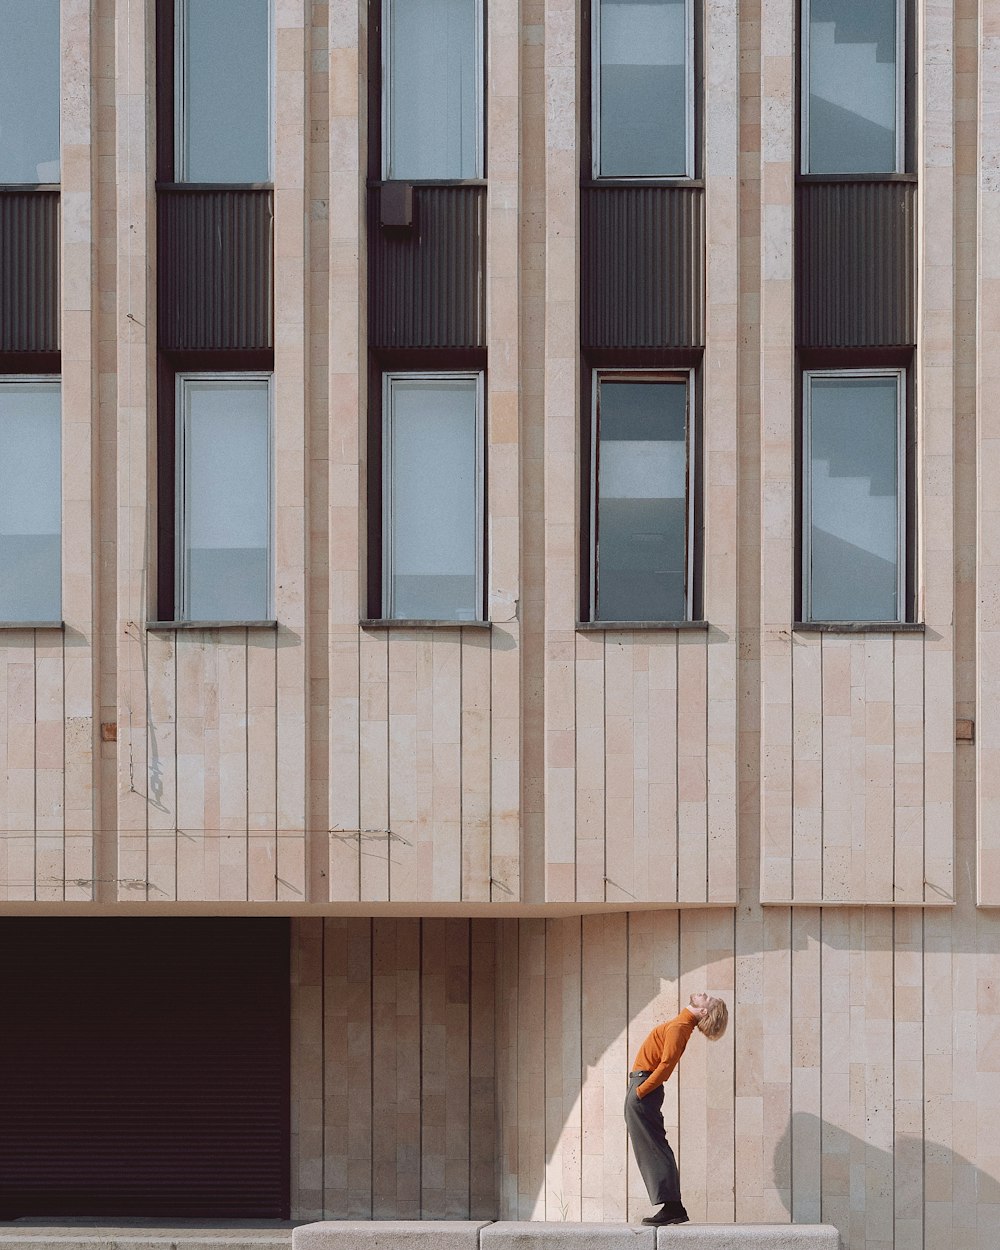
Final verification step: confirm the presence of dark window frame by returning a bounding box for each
[155,349,274,622]
[797,0,914,180]
[795,349,916,624]
[367,0,488,185]
[581,0,703,186]
[580,357,703,625]
[0,372,62,625]
[366,348,488,621]
[155,0,275,187]
[0,0,61,189]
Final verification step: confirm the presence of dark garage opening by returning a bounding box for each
[0,917,290,1219]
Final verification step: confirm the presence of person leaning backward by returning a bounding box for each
[624,992,729,1226]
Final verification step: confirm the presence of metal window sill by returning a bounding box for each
[0,620,64,630]
[146,620,278,631]
[796,172,917,183]
[582,177,704,189]
[156,182,274,192]
[793,620,924,634]
[360,618,490,630]
[576,620,709,632]
[369,178,488,189]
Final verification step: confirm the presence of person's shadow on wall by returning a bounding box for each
[774,1112,999,1247]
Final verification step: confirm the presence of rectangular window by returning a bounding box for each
[175,0,273,183]
[383,373,484,621]
[176,375,272,621]
[802,0,903,174]
[0,0,60,183]
[802,369,906,622]
[0,379,61,622]
[593,0,693,179]
[382,0,483,180]
[591,372,693,622]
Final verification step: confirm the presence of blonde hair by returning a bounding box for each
[696,996,728,1040]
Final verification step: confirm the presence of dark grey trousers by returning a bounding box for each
[624,1070,682,1205]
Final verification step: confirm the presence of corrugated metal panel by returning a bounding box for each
[581,185,704,349]
[0,917,289,1219]
[157,188,273,351]
[0,190,60,352]
[796,180,916,348]
[368,184,486,349]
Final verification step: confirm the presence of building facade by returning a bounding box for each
[0,0,997,1245]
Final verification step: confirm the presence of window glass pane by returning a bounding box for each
[386,0,480,179]
[179,0,271,182]
[0,382,61,621]
[598,0,687,177]
[596,379,687,621]
[807,0,898,173]
[182,379,270,620]
[388,377,479,620]
[0,0,60,183]
[808,375,899,620]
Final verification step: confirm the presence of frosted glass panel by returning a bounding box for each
[596,380,687,621]
[388,377,479,620]
[598,0,688,176]
[386,0,480,179]
[0,382,61,621]
[181,379,270,620]
[179,0,271,182]
[0,0,60,183]
[807,0,898,173]
[808,375,900,620]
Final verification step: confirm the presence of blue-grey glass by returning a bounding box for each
[599,0,687,177]
[182,380,270,620]
[807,0,898,173]
[0,383,61,621]
[0,0,60,183]
[389,378,479,620]
[181,0,271,182]
[596,381,687,621]
[808,376,899,620]
[387,0,479,179]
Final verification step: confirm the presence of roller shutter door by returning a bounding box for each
[0,917,289,1219]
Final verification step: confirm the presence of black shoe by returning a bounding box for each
[641,1202,689,1225]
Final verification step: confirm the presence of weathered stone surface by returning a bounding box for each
[480,1223,655,1249]
[293,1222,491,1250]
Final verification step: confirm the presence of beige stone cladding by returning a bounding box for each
[1,0,999,1244]
[758,0,955,906]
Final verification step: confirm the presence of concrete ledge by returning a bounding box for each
[294,1222,491,1250]
[0,1232,293,1250]
[656,1228,839,1249]
[481,1224,654,1248]
[293,1224,838,1250]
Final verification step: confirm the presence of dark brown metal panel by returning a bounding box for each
[580,185,704,350]
[368,184,487,349]
[0,917,289,1220]
[0,191,60,353]
[157,188,273,351]
[796,179,916,348]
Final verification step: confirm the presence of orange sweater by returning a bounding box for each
[632,1007,698,1098]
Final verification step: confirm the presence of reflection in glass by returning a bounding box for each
[806,0,899,173]
[0,382,61,621]
[807,374,900,621]
[386,0,480,180]
[387,376,480,621]
[0,0,60,183]
[178,0,271,182]
[596,379,687,621]
[597,0,688,177]
[180,378,271,620]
